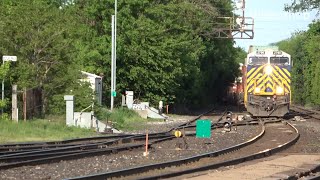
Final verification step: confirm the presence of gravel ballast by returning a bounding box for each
[0,124,260,180]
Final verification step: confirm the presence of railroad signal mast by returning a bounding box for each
[210,0,254,39]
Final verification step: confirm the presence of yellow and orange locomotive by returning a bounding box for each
[243,46,291,117]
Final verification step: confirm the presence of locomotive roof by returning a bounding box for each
[248,45,279,53]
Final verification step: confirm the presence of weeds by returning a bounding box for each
[0,115,97,143]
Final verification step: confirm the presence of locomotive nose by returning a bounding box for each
[264,65,273,75]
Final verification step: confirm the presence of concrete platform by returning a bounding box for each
[183,154,320,180]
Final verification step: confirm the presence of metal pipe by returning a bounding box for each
[111,15,115,111]
[1,59,4,114]
[114,0,117,93]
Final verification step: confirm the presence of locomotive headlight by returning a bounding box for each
[264,65,273,75]
[254,87,261,94]
[276,86,284,95]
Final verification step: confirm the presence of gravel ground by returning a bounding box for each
[144,123,297,180]
[176,116,320,180]
[284,117,320,154]
[0,124,260,180]
[124,115,198,134]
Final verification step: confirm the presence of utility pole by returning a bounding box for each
[111,15,115,111]
[110,0,118,111]
[23,87,27,121]
[114,0,117,94]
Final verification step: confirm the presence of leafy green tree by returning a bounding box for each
[0,0,243,117]
[72,0,239,109]
[234,47,247,64]
[285,0,320,12]
[277,32,308,104]
[277,21,320,106]
[0,0,93,116]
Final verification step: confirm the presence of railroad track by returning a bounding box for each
[0,108,217,154]
[66,120,299,180]
[285,164,320,180]
[0,107,287,180]
[0,133,176,169]
[0,134,135,153]
[0,108,222,170]
[290,105,320,120]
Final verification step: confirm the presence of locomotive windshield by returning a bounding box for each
[248,57,268,65]
[270,57,289,65]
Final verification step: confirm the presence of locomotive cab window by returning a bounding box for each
[270,57,290,65]
[248,57,268,65]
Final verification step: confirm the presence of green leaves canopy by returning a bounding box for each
[277,21,320,106]
[0,0,241,115]
[285,0,320,12]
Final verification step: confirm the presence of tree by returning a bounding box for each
[0,0,242,116]
[72,0,240,108]
[285,0,320,12]
[0,0,93,115]
[276,21,320,106]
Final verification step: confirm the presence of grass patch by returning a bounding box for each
[0,115,98,143]
[101,107,149,131]
[0,107,161,143]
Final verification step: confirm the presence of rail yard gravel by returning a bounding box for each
[0,124,260,180]
[284,117,320,153]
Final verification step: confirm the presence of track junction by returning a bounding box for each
[1,106,320,180]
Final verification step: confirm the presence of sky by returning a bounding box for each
[235,0,318,51]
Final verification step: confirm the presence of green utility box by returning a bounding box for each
[196,120,211,138]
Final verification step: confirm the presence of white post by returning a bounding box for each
[1,59,4,114]
[114,0,117,94]
[12,85,18,122]
[111,15,115,111]
[64,95,74,126]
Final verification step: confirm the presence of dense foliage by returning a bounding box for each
[276,1,320,106]
[276,21,320,106]
[285,0,320,12]
[0,0,242,117]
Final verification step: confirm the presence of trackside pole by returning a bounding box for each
[111,15,115,111]
[144,131,149,156]
[114,0,117,97]
[12,85,18,122]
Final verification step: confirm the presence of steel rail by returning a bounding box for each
[65,120,266,180]
[139,121,300,180]
[0,133,172,161]
[0,135,175,170]
[0,133,168,154]
[291,105,320,115]
[285,164,320,180]
[0,121,244,164]
[0,106,242,173]
[0,112,264,171]
[168,107,219,132]
[0,134,171,158]
[0,134,133,148]
[0,107,218,153]
[290,105,320,121]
